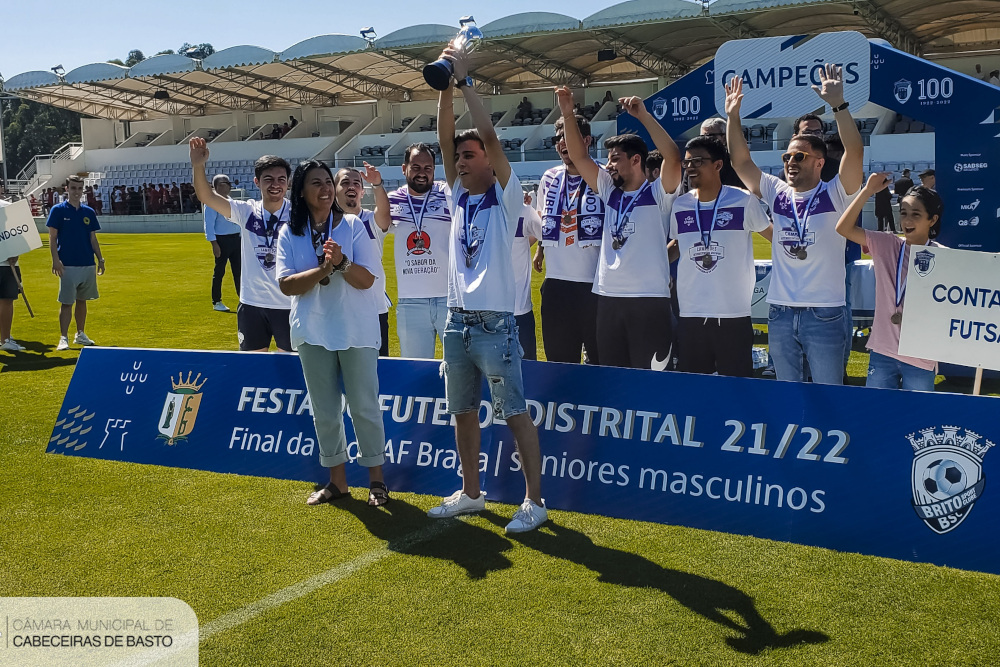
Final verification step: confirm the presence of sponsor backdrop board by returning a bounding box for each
[899,245,1000,370]
[0,199,43,259]
[620,35,1000,252]
[51,347,999,575]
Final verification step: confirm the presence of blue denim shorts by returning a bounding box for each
[442,309,527,419]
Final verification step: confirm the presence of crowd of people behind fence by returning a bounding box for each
[31,182,201,217]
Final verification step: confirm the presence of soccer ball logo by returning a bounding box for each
[921,459,967,500]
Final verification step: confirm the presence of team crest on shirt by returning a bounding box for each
[715,211,734,228]
[406,230,432,255]
[777,229,816,259]
[689,242,725,273]
[245,212,285,270]
[459,223,486,243]
[83,217,92,226]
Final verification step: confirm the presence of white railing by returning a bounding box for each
[14,142,83,182]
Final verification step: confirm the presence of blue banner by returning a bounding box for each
[51,347,999,576]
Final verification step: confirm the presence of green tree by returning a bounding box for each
[1,99,82,178]
[178,42,215,58]
[124,50,146,68]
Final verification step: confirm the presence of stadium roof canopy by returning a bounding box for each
[2,0,997,121]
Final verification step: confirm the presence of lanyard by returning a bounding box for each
[463,192,489,260]
[405,190,430,235]
[558,171,585,216]
[697,190,724,249]
[894,241,907,308]
[613,181,651,240]
[787,184,823,246]
[312,212,335,260]
[260,200,288,249]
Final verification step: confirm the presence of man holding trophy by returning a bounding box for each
[425,24,547,534]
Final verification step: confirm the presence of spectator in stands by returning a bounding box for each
[289,115,298,129]
[533,112,603,365]
[275,159,390,508]
[894,168,913,202]
[127,187,142,215]
[93,190,103,215]
[270,124,282,140]
[335,164,390,356]
[645,149,662,182]
[516,96,533,121]
[603,90,614,105]
[874,174,895,232]
[373,143,452,359]
[205,174,241,313]
[918,169,935,190]
[975,64,986,81]
[85,185,97,209]
[281,122,291,137]
[111,186,124,215]
[669,136,772,376]
[725,64,864,385]
[171,183,181,213]
[0,189,26,352]
[990,70,1000,86]
[159,184,170,214]
[47,175,105,351]
[29,194,41,216]
[190,139,293,352]
[700,118,743,187]
[792,113,824,137]
[557,86,682,370]
[428,45,545,533]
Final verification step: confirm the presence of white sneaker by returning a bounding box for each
[73,331,96,346]
[427,490,486,518]
[505,499,548,533]
[1,338,25,352]
[56,336,70,351]
[213,302,230,312]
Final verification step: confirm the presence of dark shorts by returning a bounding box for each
[237,303,292,351]
[0,265,21,300]
[677,316,754,377]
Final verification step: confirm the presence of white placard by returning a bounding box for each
[0,199,43,260]
[898,246,1000,370]
[714,31,871,119]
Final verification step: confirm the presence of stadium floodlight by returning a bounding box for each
[360,27,377,47]
[51,65,65,75]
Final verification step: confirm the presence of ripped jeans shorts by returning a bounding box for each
[442,308,527,420]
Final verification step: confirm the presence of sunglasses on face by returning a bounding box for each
[781,151,813,164]
[552,134,565,144]
[682,157,710,169]
[799,128,825,136]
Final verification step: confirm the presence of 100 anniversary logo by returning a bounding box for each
[157,372,207,445]
[908,426,994,534]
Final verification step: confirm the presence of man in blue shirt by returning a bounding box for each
[204,174,241,312]
[47,175,105,351]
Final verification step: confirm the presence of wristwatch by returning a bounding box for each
[831,101,849,113]
[456,76,474,89]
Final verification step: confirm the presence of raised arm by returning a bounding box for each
[836,173,887,245]
[362,161,391,232]
[437,87,458,187]
[444,47,511,189]
[189,138,232,219]
[555,86,600,192]
[812,64,863,195]
[724,77,763,198]
[619,96,681,193]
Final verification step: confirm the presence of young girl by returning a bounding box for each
[835,173,943,391]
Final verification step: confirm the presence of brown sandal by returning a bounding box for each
[307,483,349,505]
[368,481,390,507]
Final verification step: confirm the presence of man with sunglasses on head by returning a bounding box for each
[557,86,682,370]
[532,112,604,364]
[191,138,293,352]
[725,65,863,384]
[204,174,241,313]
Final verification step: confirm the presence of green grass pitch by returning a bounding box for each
[1,233,998,665]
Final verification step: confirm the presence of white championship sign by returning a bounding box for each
[714,31,871,119]
[0,199,43,259]
[898,246,1000,370]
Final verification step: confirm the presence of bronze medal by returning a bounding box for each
[701,254,714,268]
[265,252,274,264]
[465,255,472,268]
[795,247,808,260]
[890,311,903,325]
[612,238,622,250]
[561,210,573,226]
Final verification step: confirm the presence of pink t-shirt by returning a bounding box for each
[864,230,941,371]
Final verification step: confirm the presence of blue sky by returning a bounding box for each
[1,0,631,80]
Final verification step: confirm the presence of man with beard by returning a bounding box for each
[337,164,390,356]
[373,143,451,358]
[725,65,863,384]
[669,136,771,376]
[531,112,603,364]
[190,138,293,352]
[557,86,682,370]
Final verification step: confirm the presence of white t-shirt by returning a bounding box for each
[387,182,451,299]
[0,199,16,266]
[355,209,389,315]
[536,165,602,283]
[446,173,524,312]
[512,203,543,316]
[670,186,771,318]
[229,198,293,310]
[760,173,853,307]
[593,169,677,298]
[275,215,380,352]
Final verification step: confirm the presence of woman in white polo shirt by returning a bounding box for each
[275,160,389,507]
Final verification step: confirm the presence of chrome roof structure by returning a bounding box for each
[2,0,997,120]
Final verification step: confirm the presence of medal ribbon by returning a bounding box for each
[787,184,823,248]
[405,190,430,236]
[894,241,907,309]
[697,190,724,251]
[460,187,496,264]
[260,200,288,249]
[613,181,651,243]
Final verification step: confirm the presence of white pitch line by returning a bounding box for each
[107,519,458,667]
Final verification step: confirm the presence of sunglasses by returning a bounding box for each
[681,157,711,169]
[552,134,565,144]
[799,128,825,136]
[781,151,813,164]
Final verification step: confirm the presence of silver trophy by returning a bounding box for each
[423,16,484,90]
